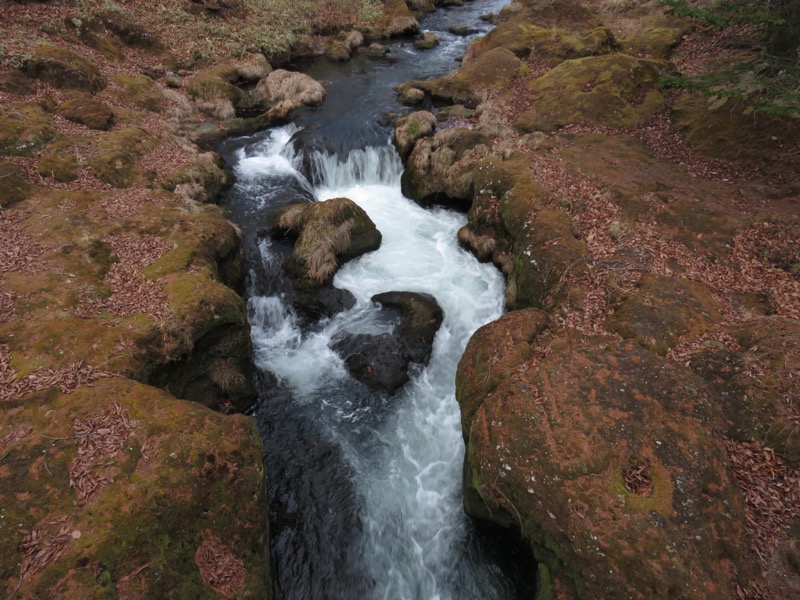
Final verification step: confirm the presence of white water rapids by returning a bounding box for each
[234,126,517,598]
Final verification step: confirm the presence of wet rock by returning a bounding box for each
[458,325,751,598]
[393,110,436,161]
[57,92,114,130]
[414,31,440,50]
[291,285,356,321]
[365,43,390,59]
[0,161,32,208]
[332,291,444,394]
[326,40,352,62]
[24,45,105,92]
[387,16,420,37]
[397,86,425,105]
[269,197,381,289]
[449,26,479,36]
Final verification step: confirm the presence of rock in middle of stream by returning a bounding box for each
[332,291,444,395]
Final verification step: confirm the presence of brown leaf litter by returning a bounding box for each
[194,533,246,597]
[17,516,76,585]
[69,402,135,504]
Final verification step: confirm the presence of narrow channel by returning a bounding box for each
[219,1,531,597]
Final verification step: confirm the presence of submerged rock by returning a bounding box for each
[332,291,444,394]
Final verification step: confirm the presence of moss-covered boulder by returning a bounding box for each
[161,152,230,202]
[24,45,105,92]
[0,161,32,208]
[607,274,724,355]
[187,65,242,104]
[0,69,37,96]
[401,128,493,203]
[393,110,436,160]
[514,54,668,132]
[621,22,689,59]
[457,326,751,599]
[0,377,270,599]
[113,74,164,112]
[269,198,381,288]
[414,31,440,50]
[470,21,616,61]
[87,127,160,187]
[400,46,526,108]
[0,104,57,157]
[326,40,352,61]
[57,92,114,130]
[38,142,80,182]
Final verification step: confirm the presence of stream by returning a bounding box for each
[219,1,532,598]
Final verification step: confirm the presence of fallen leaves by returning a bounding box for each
[18,517,74,584]
[0,344,114,403]
[194,533,246,598]
[69,402,135,504]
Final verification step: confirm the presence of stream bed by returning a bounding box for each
[219,2,532,598]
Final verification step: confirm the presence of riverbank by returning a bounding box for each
[0,0,426,596]
[395,0,799,598]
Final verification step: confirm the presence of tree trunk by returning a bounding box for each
[768,0,800,57]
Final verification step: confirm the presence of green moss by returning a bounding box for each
[515,54,668,131]
[187,66,242,103]
[112,74,164,112]
[86,127,160,188]
[25,45,105,92]
[0,104,57,157]
[39,142,80,182]
[0,161,32,207]
[474,21,616,60]
[57,92,114,130]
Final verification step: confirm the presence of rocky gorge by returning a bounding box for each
[0,0,798,598]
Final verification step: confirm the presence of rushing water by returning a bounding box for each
[220,1,532,598]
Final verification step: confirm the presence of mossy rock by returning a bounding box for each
[24,45,105,92]
[112,74,164,112]
[187,66,243,104]
[405,47,526,108]
[87,127,160,188]
[606,274,724,356]
[401,128,493,204]
[671,93,800,162]
[0,377,270,599]
[0,161,32,208]
[622,23,689,59]
[514,54,668,132]
[458,331,750,598]
[0,69,37,96]
[38,142,80,182]
[393,110,436,160]
[0,104,57,157]
[471,21,616,61]
[270,198,382,288]
[414,31,440,50]
[161,152,230,202]
[57,92,114,130]
[326,40,352,61]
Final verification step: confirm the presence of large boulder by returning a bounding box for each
[0,104,57,157]
[57,92,114,130]
[269,197,381,289]
[401,127,492,204]
[514,54,668,132]
[254,70,326,120]
[0,161,32,208]
[24,45,105,92]
[393,110,436,161]
[457,319,752,599]
[0,377,270,598]
[332,291,444,394]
